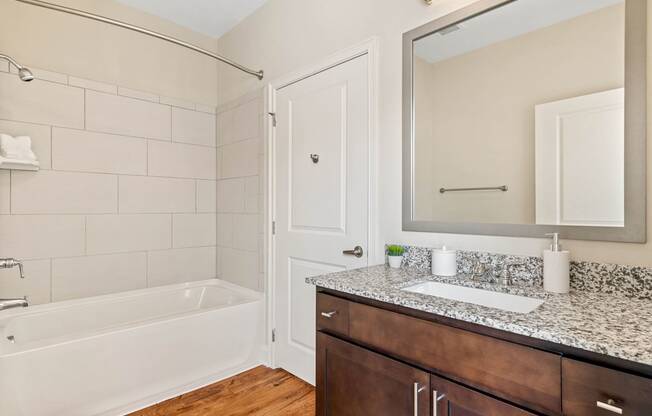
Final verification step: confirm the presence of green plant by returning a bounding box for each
[386,245,405,257]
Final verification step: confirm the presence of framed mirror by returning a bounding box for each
[402,0,647,242]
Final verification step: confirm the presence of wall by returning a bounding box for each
[216,90,266,291]
[217,0,652,267]
[414,4,624,224]
[0,1,219,304]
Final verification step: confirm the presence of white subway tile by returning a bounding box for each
[233,214,258,252]
[86,214,171,255]
[52,252,147,301]
[172,213,216,248]
[217,178,245,213]
[171,107,216,147]
[117,86,159,103]
[217,213,233,246]
[10,65,68,84]
[220,138,259,178]
[0,215,85,259]
[0,119,52,169]
[86,90,171,140]
[148,247,216,287]
[0,72,84,128]
[11,170,117,214]
[0,259,51,305]
[196,180,216,213]
[52,128,147,175]
[217,109,234,146]
[233,98,261,142]
[160,95,195,110]
[244,175,260,214]
[218,247,258,291]
[0,171,8,214]
[119,176,195,213]
[148,140,216,180]
[69,76,117,94]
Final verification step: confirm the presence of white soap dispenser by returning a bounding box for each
[543,233,570,293]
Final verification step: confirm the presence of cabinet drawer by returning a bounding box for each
[316,293,349,336]
[348,301,561,415]
[562,358,652,415]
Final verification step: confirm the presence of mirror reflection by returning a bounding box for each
[412,0,625,227]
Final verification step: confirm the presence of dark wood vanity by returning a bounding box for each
[315,290,652,415]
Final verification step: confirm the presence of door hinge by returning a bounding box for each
[268,112,277,127]
[272,328,276,342]
[272,221,276,235]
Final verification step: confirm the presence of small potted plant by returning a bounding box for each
[386,245,405,269]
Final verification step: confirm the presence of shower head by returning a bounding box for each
[0,53,35,82]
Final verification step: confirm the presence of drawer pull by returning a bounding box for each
[432,390,446,416]
[320,311,338,318]
[413,383,425,416]
[597,399,623,414]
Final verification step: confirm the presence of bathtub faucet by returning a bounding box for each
[0,258,25,279]
[0,297,28,311]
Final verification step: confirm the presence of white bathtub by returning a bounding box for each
[0,279,265,416]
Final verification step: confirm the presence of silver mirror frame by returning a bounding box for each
[402,0,647,243]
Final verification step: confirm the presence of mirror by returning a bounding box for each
[403,0,647,242]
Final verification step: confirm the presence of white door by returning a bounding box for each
[272,54,369,384]
[535,88,625,227]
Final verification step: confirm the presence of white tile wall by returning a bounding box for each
[196,180,217,213]
[0,215,86,259]
[148,247,216,287]
[0,171,9,214]
[148,140,216,179]
[86,214,172,255]
[172,107,216,146]
[0,120,52,169]
[0,259,51,305]
[173,213,217,248]
[119,176,195,213]
[221,138,259,178]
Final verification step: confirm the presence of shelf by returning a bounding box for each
[0,156,40,171]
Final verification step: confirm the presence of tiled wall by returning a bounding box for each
[216,90,265,291]
[0,64,218,304]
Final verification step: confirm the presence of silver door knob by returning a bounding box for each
[342,246,364,258]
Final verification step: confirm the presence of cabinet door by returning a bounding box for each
[316,332,430,416]
[431,374,535,416]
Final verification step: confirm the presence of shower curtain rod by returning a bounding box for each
[15,0,264,80]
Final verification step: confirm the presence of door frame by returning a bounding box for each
[264,37,379,369]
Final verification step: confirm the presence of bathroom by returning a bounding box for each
[0,0,650,414]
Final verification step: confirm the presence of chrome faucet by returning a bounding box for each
[0,297,28,311]
[0,258,25,279]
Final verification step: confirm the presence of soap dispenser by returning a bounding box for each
[543,233,570,293]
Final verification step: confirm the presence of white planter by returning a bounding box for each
[388,256,403,269]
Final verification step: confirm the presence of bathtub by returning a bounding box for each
[0,279,265,416]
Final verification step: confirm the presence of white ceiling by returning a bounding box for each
[414,0,623,64]
[115,0,268,38]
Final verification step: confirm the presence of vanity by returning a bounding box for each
[309,266,652,415]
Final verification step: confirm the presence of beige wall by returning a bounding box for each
[0,0,219,106]
[218,0,652,267]
[414,4,624,224]
[0,0,222,304]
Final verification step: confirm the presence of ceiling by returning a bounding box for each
[115,0,268,38]
[414,0,623,64]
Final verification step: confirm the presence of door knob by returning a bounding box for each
[343,246,364,258]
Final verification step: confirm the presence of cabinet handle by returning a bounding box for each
[597,399,623,414]
[413,382,425,416]
[432,390,446,416]
[320,311,337,318]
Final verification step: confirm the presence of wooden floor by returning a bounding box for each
[129,366,315,416]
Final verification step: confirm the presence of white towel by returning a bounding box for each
[0,133,37,161]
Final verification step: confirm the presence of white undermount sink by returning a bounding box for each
[402,281,544,313]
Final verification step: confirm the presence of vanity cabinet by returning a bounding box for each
[316,291,652,416]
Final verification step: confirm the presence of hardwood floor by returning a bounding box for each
[129,366,315,416]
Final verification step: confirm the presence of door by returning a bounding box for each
[317,333,429,416]
[273,54,370,384]
[431,373,535,416]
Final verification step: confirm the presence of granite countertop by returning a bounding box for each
[306,265,652,367]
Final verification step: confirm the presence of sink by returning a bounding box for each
[402,281,544,313]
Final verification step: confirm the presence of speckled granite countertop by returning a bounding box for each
[306,265,652,367]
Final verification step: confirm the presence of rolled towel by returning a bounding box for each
[0,133,37,161]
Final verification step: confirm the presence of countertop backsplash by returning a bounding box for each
[388,245,652,300]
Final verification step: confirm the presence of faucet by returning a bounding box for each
[0,297,28,311]
[0,258,25,279]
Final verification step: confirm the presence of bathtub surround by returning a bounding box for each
[216,89,266,292]
[394,245,652,299]
[0,65,218,304]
